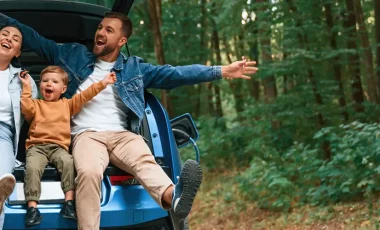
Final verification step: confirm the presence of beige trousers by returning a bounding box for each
[72,131,173,230]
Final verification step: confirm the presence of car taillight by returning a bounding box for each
[109,175,140,185]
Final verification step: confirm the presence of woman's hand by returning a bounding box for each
[101,72,117,86]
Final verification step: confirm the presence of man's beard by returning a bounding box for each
[93,44,115,57]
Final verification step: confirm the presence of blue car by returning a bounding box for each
[1,1,200,229]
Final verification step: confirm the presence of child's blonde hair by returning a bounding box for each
[40,66,69,85]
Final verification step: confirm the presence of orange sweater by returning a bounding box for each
[21,82,106,151]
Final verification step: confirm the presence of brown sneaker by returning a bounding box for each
[0,173,16,214]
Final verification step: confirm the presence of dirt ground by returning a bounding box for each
[188,170,380,230]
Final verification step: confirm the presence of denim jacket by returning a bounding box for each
[1,13,222,132]
[8,64,38,155]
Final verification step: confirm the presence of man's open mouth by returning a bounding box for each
[96,38,106,46]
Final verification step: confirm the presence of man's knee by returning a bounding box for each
[76,167,103,183]
[72,134,96,154]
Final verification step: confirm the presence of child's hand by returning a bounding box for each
[101,72,117,86]
[18,70,31,86]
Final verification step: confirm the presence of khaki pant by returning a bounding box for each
[72,131,173,230]
[24,144,75,202]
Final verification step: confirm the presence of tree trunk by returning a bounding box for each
[193,85,202,118]
[374,0,380,102]
[256,0,277,103]
[155,0,162,28]
[211,20,227,129]
[247,21,260,101]
[194,0,207,118]
[213,37,225,120]
[283,52,288,94]
[207,82,215,116]
[148,0,165,65]
[222,38,247,121]
[324,2,349,121]
[148,0,173,117]
[353,0,378,103]
[256,0,280,129]
[211,4,245,117]
[307,68,325,126]
[344,0,365,112]
[286,0,325,127]
[285,0,330,159]
[214,84,225,129]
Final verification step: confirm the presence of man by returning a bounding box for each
[0,11,258,230]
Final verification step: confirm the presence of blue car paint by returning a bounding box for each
[4,182,166,229]
[144,93,182,184]
[145,104,164,159]
[4,92,193,229]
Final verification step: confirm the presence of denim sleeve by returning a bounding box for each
[31,78,39,99]
[0,12,7,29]
[140,62,222,90]
[0,13,67,65]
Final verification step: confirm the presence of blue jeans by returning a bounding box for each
[0,122,15,229]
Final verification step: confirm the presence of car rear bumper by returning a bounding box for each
[4,184,168,229]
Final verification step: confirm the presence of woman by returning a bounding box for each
[0,25,38,228]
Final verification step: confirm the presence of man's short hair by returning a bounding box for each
[104,12,133,39]
[40,66,69,85]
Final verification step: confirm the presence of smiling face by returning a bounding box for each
[93,17,127,61]
[0,26,22,63]
[40,72,67,102]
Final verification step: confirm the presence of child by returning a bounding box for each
[19,65,116,228]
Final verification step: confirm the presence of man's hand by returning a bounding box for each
[221,56,258,80]
[101,72,117,86]
[18,71,31,85]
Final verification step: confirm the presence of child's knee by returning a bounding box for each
[58,155,74,172]
[25,161,45,175]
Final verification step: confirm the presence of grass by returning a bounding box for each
[188,168,380,230]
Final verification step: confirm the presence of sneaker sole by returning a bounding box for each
[61,212,77,220]
[0,174,16,214]
[174,160,202,219]
[25,216,43,228]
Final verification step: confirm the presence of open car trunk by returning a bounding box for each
[1,0,172,205]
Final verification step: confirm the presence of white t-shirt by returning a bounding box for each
[71,59,129,136]
[0,68,14,127]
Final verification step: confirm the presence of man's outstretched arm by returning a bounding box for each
[0,12,68,65]
[140,57,258,90]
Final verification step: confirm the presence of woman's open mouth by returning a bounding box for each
[0,42,11,50]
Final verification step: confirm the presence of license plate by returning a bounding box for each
[8,182,65,205]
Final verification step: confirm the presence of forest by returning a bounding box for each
[77,0,380,228]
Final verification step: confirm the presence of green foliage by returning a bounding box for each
[238,158,296,212]
[237,121,380,211]
[72,0,380,215]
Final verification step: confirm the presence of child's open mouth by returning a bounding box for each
[45,89,53,96]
